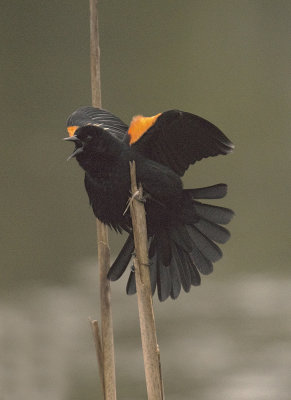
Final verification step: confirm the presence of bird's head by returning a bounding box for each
[64,124,101,161]
[64,107,125,172]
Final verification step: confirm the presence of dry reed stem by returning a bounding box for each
[89,0,117,398]
[89,318,104,393]
[129,161,164,400]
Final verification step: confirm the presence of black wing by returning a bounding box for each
[131,110,234,176]
[67,106,129,141]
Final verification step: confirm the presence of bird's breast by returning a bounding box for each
[84,166,131,230]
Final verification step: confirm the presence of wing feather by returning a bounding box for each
[131,110,234,176]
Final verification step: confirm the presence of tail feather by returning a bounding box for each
[126,268,136,295]
[148,235,157,258]
[185,183,227,199]
[170,225,193,253]
[193,201,234,225]
[157,258,171,302]
[108,183,234,302]
[186,225,223,262]
[190,243,213,275]
[175,246,191,293]
[189,259,201,286]
[157,229,172,266]
[194,218,230,244]
[108,235,134,281]
[149,253,158,296]
[169,254,181,299]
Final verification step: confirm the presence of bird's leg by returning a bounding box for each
[139,193,150,203]
[123,189,146,215]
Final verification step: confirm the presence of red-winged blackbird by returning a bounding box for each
[65,107,234,301]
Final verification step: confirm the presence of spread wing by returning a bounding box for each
[67,106,129,141]
[130,110,234,176]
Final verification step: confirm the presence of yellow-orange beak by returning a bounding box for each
[67,125,79,137]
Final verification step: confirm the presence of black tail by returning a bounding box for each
[107,235,134,281]
[108,183,234,301]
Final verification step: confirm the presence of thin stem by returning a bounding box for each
[89,0,101,107]
[89,1,117,399]
[89,318,104,393]
[129,161,164,400]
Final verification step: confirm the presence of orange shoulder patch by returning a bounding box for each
[128,113,161,144]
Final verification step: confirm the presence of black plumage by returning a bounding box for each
[65,106,234,301]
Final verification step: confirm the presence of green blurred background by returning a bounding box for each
[1,1,290,399]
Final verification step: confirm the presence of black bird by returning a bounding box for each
[65,106,234,301]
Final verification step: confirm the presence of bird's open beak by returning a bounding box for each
[63,136,79,142]
[63,136,83,161]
